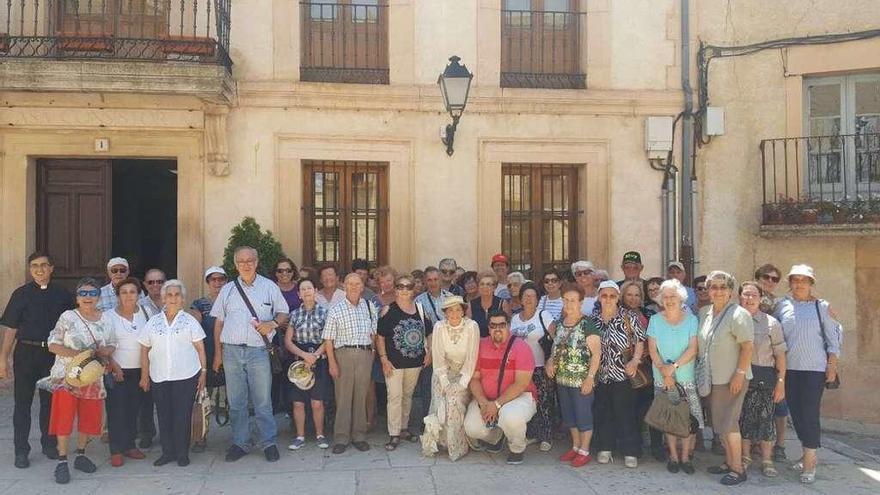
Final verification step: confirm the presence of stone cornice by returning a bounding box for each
[236,81,682,116]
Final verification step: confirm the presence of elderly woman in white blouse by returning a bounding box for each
[421,295,480,461]
[138,280,206,468]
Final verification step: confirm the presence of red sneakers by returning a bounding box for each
[571,453,593,467]
[559,449,579,462]
[110,454,124,467]
[124,449,146,459]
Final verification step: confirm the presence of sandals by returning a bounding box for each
[761,460,778,478]
[720,470,748,486]
[707,463,731,475]
[742,455,752,471]
[801,469,816,484]
[400,430,419,443]
[384,436,401,451]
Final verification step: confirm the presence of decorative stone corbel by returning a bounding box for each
[204,105,229,176]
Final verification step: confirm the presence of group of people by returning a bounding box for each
[0,249,842,487]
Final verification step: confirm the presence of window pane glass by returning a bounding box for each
[505,0,531,9]
[544,0,570,11]
[809,84,841,118]
[352,0,379,23]
[310,0,338,20]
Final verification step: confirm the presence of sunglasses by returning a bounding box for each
[145,280,166,286]
[488,322,508,329]
[440,269,456,275]
[208,276,227,283]
[395,283,415,290]
[110,267,128,274]
[696,286,708,291]
[761,274,781,283]
[77,289,99,297]
[574,271,592,277]
[276,268,294,274]
[543,277,559,284]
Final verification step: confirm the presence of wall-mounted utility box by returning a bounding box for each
[705,106,725,136]
[645,116,673,159]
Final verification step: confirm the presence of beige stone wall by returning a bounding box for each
[694,0,880,422]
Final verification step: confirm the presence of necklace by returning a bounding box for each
[446,319,465,344]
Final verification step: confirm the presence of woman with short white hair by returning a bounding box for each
[647,279,702,474]
[698,271,754,486]
[138,280,206,468]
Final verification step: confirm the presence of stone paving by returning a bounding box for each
[0,389,878,495]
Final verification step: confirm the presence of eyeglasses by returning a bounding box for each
[395,283,415,290]
[543,277,559,284]
[145,280,166,286]
[110,267,128,274]
[708,285,729,291]
[574,271,592,277]
[761,274,781,283]
[696,286,708,292]
[77,289,99,297]
[488,322,508,329]
[440,269,456,275]
[208,276,227,283]
[276,268,294,274]
[479,282,496,287]
[235,258,256,265]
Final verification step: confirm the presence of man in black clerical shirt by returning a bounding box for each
[0,252,74,468]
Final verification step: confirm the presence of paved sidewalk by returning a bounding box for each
[0,389,878,495]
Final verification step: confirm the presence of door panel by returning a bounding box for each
[37,159,112,289]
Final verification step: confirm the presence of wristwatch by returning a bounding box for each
[494,400,502,409]
[736,368,746,375]
[672,362,680,369]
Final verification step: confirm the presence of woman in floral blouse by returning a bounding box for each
[42,278,117,485]
[546,285,601,468]
[591,280,646,469]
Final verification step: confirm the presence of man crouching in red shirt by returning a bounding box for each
[464,309,537,464]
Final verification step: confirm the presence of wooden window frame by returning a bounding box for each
[502,163,579,281]
[302,160,388,274]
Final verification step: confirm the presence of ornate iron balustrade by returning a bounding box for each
[501,8,585,89]
[760,133,880,225]
[0,1,231,69]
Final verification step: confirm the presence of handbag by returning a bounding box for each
[644,382,692,438]
[621,314,652,389]
[191,388,212,444]
[750,365,777,388]
[536,312,554,360]
[696,304,733,397]
[213,385,229,426]
[232,279,284,375]
[815,300,841,390]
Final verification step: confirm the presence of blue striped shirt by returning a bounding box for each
[774,296,842,372]
[538,295,564,321]
[210,275,290,347]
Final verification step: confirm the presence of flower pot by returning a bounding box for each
[160,36,216,57]
[801,209,818,224]
[57,33,113,52]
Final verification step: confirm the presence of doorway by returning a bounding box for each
[36,158,178,288]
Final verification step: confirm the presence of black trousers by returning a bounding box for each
[785,370,825,450]
[592,380,643,457]
[152,374,198,460]
[107,368,145,454]
[138,388,156,440]
[635,384,664,450]
[13,344,56,455]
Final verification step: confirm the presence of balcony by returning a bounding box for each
[300,1,388,85]
[0,1,233,102]
[501,8,585,89]
[760,133,880,232]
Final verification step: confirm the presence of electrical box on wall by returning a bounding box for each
[645,116,673,159]
[705,106,725,136]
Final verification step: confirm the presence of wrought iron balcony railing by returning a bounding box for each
[0,0,231,69]
[760,133,880,225]
[300,1,388,85]
[501,9,585,89]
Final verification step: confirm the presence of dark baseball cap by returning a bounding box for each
[622,251,642,265]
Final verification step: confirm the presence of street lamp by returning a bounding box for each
[437,55,473,156]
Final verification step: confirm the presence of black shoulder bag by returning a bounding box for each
[536,312,554,360]
[815,300,841,390]
[233,279,284,374]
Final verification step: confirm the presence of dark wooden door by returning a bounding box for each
[37,159,112,289]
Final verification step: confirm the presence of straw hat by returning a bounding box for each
[287,361,315,390]
[64,349,104,388]
[440,295,467,311]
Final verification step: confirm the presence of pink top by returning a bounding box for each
[477,336,537,401]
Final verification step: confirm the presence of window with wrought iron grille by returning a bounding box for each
[502,164,579,281]
[300,0,389,84]
[302,160,388,274]
[501,0,585,89]
[804,74,880,199]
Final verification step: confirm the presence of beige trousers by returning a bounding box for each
[385,367,421,436]
[333,348,373,445]
[464,392,536,454]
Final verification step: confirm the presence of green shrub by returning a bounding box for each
[221,217,287,279]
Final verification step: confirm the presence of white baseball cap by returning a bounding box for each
[106,257,129,269]
[598,280,620,293]
[204,266,227,280]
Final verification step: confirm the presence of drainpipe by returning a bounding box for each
[680,0,695,283]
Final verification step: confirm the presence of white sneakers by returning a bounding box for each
[624,456,638,468]
[539,441,553,452]
[597,451,613,464]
